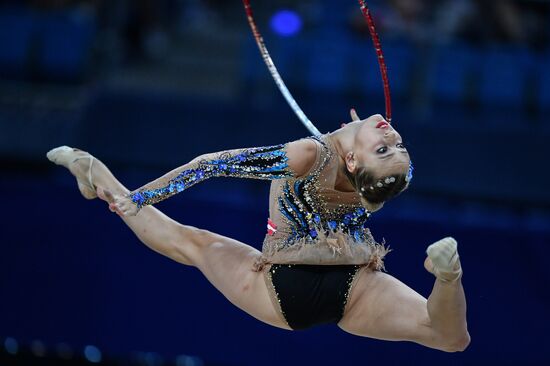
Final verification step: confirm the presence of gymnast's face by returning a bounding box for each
[348,114,410,177]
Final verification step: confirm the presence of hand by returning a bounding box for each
[98,188,140,217]
[350,108,361,122]
[341,108,362,128]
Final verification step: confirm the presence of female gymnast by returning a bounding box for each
[46,109,470,352]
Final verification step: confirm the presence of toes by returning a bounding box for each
[46,146,72,164]
[426,237,460,273]
[440,237,457,249]
[427,237,457,255]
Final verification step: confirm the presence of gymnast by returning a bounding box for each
[47,109,470,352]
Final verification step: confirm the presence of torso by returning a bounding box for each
[256,135,385,269]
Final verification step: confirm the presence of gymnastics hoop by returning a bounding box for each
[243,0,321,136]
[357,0,392,123]
[242,0,393,135]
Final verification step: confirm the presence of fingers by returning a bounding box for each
[116,199,139,217]
[108,197,130,217]
[109,201,124,216]
[97,188,123,215]
[350,108,360,122]
[100,192,140,217]
[108,202,119,214]
[103,189,116,203]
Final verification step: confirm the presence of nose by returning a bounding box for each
[384,130,398,143]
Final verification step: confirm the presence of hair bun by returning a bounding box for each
[360,197,384,212]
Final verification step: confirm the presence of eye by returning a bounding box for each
[376,146,388,154]
[396,143,406,149]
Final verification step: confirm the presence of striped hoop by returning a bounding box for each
[243,0,393,134]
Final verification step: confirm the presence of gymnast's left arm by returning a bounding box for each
[111,139,317,216]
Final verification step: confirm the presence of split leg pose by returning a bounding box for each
[48,149,290,330]
[339,239,469,351]
[47,113,469,351]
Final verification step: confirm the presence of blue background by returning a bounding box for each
[0,0,549,365]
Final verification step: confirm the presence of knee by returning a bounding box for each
[437,331,471,353]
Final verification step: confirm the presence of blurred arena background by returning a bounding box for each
[0,0,549,365]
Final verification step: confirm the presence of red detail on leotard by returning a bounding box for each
[267,218,277,236]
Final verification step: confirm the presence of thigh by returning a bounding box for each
[193,232,292,331]
[117,199,289,329]
[338,268,436,347]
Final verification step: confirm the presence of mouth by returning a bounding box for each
[376,121,390,129]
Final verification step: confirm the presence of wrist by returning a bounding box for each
[127,191,145,210]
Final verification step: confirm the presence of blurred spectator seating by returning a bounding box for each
[0,6,35,78]
[359,39,414,99]
[306,31,353,92]
[430,42,477,104]
[479,46,533,108]
[36,8,96,82]
[0,5,96,82]
[538,52,550,115]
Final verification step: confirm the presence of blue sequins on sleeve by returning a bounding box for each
[130,144,292,208]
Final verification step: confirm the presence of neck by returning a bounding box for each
[330,121,363,159]
[328,122,362,191]
[329,121,361,159]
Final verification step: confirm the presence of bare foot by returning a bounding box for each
[47,146,97,199]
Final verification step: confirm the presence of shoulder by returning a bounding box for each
[286,137,319,157]
[285,138,321,177]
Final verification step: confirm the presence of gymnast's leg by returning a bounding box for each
[48,148,291,330]
[338,239,470,352]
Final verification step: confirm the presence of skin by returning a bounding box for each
[332,111,410,189]
[328,112,410,211]
[56,110,470,351]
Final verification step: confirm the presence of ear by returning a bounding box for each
[345,151,357,174]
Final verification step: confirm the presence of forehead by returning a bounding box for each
[355,140,409,177]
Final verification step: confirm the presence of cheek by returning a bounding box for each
[357,153,376,170]
[355,151,376,170]
[357,128,379,150]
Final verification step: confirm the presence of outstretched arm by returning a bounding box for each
[112,138,318,216]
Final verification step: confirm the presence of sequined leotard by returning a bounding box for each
[129,135,386,330]
[130,135,386,270]
[257,135,386,270]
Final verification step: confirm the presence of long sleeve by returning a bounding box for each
[129,143,295,209]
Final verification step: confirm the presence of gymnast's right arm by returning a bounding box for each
[113,138,318,216]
